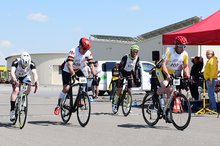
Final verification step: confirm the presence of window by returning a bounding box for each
[142,63,154,72]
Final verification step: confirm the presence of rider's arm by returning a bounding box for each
[183,52,190,79]
[67,60,75,76]
[11,60,18,83]
[88,60,96,76]
[32,69,38,83]
[161,59,170,80]
[11,67,17,82]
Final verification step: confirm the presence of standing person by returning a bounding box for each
[54,37,96,115]
[189,56,203,111]
[204,49,218,112]
[91,61,101,99]
[81,61,92,92]
[109,63,120,100]
[9,51,39,122]
[112,45,141,109]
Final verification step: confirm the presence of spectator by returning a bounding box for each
[204,49,218,112]
[82,61,92,92]
[109,63,120,100]
[189,56,203,111]
[92,61,101,98]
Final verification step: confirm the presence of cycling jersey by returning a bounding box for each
[63,47,93,73]
[11,58,36,78]
[164,47,188,76]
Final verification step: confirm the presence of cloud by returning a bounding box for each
[129,5,140,12]
[0,40,13,48]
[28,13,48,22]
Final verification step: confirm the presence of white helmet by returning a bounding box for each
[20,51,31,67]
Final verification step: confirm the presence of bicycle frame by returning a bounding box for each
[69,78,87,112]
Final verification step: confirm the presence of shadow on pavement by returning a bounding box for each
[117,123,173,131]
[28,120,81,128]
[0,122,18,129]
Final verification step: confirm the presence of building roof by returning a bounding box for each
[91,16,201,42]
[5,52,67,60]
[90,35,138,43]
[138,16,201,40]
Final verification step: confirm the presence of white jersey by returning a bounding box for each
[124,54,138,72]
[63,47,93,73]
[11,58,36,77]
[164,47,188,75]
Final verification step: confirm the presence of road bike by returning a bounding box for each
[142,58,191,130]
[12,83,35,129]
[112,77,132,116]
[60,76,91,127]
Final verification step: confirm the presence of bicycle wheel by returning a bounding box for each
[170,93,191,130]
[142,93,161,126]
[77,92,91,127]
[111,89,120,114]
[122,91,132,116]
[18,95,28,129]
[60,94,72,124]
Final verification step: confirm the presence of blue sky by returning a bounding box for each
[0,0,220,65]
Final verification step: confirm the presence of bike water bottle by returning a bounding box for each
[160,95,165,109]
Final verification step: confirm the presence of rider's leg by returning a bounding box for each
[10,84,19,111]
[54,71,71,115]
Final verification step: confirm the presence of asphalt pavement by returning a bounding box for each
[0,84,220,146]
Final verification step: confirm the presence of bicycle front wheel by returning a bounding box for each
[122,91,132,117]
[142,93,161,126]
[111,89,120,114]
[170,93,191,130]
[77,92,91,127]
[18,95,28,129]
[60,94,72,124]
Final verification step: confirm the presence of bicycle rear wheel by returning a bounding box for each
[77,92,91,127]
[122,91,132,117]
[142,93,161,126]
[18,95,28,129]
[170,93,191,130]
[60,94,72,124]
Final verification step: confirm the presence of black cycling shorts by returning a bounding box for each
[62,70,84,85]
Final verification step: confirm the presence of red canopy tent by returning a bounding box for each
[163,10,220,45]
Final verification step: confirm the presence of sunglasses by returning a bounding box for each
[177,45,186,49]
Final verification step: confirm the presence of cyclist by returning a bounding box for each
[156,36,190,101]
[54,37,96,115]
[10,51,39,122]
[113,44,141,110]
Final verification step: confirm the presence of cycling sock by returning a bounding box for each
[58,91,66,106]
[10,101,15,111]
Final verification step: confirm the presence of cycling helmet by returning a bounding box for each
[174,36,188,45]
[20,51,31,67]
[79,37,91,50]
[130,44,140,51]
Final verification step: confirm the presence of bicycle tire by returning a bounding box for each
[60,94,72,124]
[77,92,91,127]
[170,93,191,130]
[18,95,28,129]
[142,93,161,126]
[111,89,120,114]
[122,91,132,117]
